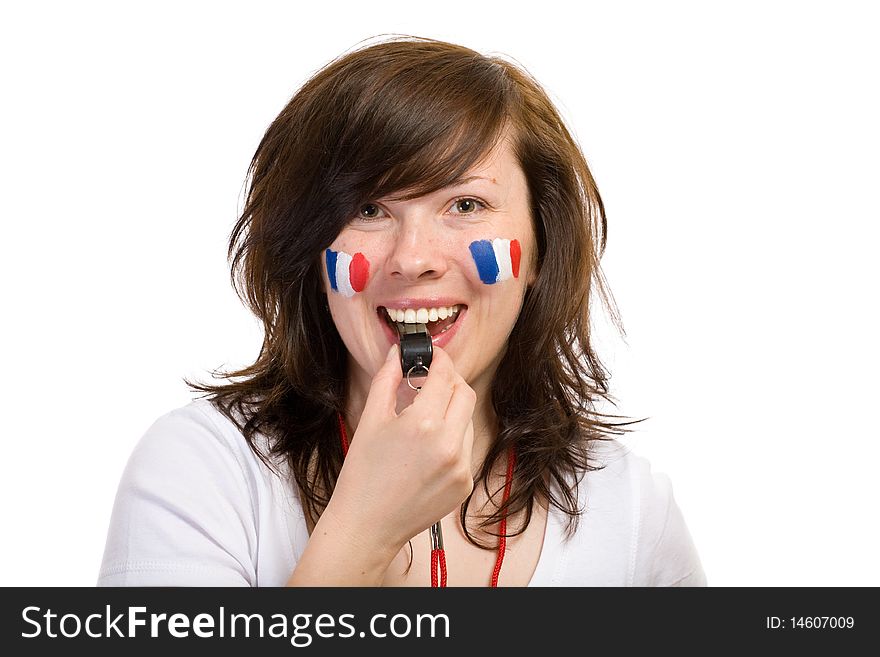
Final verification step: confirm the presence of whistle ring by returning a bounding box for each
[406,364,430,391]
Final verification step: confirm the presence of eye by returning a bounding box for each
[449,197,487,215]
[356,203,386,221]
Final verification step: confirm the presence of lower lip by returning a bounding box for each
[378,308,467,350]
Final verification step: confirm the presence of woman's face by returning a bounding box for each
[322,136,537,397]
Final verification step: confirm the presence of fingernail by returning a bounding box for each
[386,344,398,361]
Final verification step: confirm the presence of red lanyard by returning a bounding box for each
[337,411,516,587]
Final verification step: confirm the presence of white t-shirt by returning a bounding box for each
[97,399,707,587]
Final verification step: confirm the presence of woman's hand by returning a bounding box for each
[328,343,476,558]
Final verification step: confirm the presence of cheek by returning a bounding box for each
[325,248,371,298]
[468,238,522,285]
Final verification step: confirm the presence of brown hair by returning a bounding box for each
[185,35,643,564]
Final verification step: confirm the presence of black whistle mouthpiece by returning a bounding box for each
[397,323,433,377]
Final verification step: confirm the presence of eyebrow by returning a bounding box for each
[381,176,498,204]
[447,175,498,187]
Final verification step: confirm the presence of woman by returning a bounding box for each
[98,36,706,587]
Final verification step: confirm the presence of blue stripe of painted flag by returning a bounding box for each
[325,248,339,291]
[469,240,499,284]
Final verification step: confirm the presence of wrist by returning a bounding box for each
[287,499,399,587]
[320,498,401,574]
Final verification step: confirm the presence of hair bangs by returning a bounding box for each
[367,116,509,205]
[328,48,512,207]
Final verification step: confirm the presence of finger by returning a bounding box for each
[410,345,457,415]
[443,379,477,444]
[445,383,476,477]
[362,344,403,419]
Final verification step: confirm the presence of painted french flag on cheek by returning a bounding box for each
[325,248,370,297]
[469,238,522,284]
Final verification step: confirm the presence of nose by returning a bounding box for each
[386,217,449,283]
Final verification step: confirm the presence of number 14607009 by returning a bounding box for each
[766,616,854,629]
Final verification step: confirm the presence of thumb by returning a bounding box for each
[362,344,402,419]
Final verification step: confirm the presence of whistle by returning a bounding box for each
[397,322,433,390]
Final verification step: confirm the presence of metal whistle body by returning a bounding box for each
[397,322,433,390]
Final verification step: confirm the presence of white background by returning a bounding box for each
[1,0,877,586]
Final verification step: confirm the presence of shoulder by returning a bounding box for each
[136,398,268,464]
[131,398,286,487]
[97,398,285,586]
[570,439,707,586]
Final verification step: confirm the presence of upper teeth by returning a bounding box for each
[384,305,461,324]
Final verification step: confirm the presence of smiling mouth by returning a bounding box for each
[378,305,466,337]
